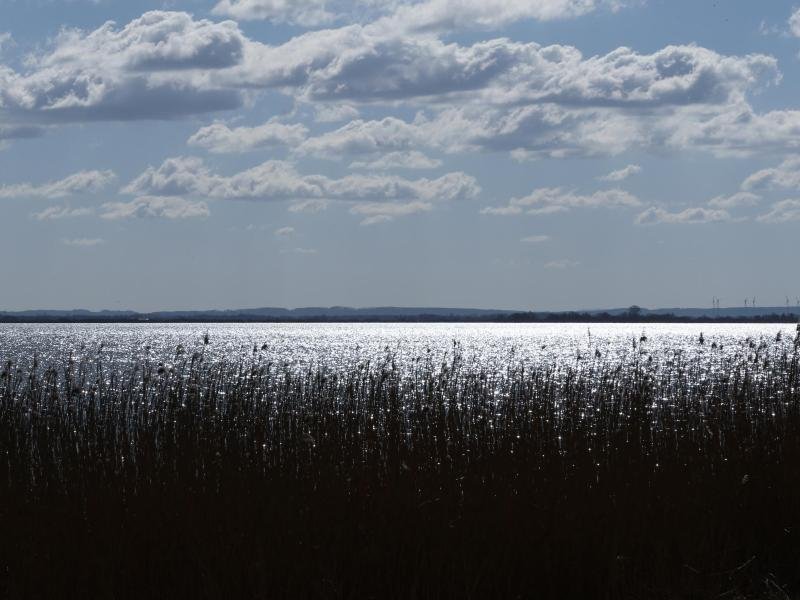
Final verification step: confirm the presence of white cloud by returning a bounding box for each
[122,157,213,197]
[226,25,783,159]
[212,0,624,29]
[0,9,785,166]
[0,170,115,199]
[187,119,308,153]
[707,191,760,208]
[0,33,14,55]
[598,164,641,182]
[789,8,800,37]
[521,234,550,243]
[323,171,480,201]
[664,104,800,157]
[757,199,800,224]
[260,34,777,108]
[298,117,422,159]
[417,105,642,158]
[100,196,210,219]
[314,104,360,123]
[274,226,295,236]
[308,106,642,161]
[48,12,246,71]
[124,156,480,203]
[122,156,477,224]
[0,12,245,122]
[212,0,333,25]
[32,205,95,220]
[742,157,800,191]
[635,206,732,225]
[288,199,329,213]
[381,0,624,33]
[62,237,105,247]
[350,151,442,170]
[294,89,790,164]
[545,258,579,269]
[349,200,432,224]
[123,156,322,198]
[483,187,640,215]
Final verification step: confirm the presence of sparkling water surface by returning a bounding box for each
[1,322,796,373]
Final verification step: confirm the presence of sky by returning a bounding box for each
[1,0,799,312]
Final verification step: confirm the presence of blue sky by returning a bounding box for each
[1,0,799,311]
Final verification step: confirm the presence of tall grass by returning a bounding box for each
[1,327,800,599]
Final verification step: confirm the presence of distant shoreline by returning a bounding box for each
[2,312,799,324]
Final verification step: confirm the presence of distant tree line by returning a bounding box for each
[1,311,799,324]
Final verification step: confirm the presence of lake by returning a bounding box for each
[1,322,796,373]
[3,320,800,598]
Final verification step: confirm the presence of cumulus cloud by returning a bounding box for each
[48,12,246,71]
[187,119,309,153]
[664,104,800,157]
[123,156,321,198]
[707,191,761,208]
[0,8,785,166]
[454,105,644,157]
[0,11,245,123]
[255,33,777,108]
[0,170,115,199]
[789,8,800,37]
[275,38,782,158]
[100,196,210,219]
[212,0,333,25]
[62,237,105,247]
[123,156,480,203]
[320,171,479,202]
[224,24,782,159]
[482,187,640,216]
[288,199,329,213]
[598,164,641,182]
[298,117,422,158]
[635,206,732,225]
[121,156,477,224]
[757,199,800,224]
[349,200,432,224]
[274,226,295,236]
[32,205,95,220]
[350,151,442,170]
[742,157,800,191]
[382,0,610,33]
[308,106,643,161]
[121,157,212,197]
[299,110,580,167]
[212,0,622,29]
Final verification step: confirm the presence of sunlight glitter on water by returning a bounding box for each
[0,322,796,373]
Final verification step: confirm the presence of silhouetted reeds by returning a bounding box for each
[2,328,800,599]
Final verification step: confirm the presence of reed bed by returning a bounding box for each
[2,328,800,599]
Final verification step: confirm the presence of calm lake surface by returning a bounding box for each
[1,322,796,373]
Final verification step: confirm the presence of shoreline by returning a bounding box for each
[2,314,799,324]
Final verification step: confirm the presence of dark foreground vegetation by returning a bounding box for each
[2,329,800,599]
